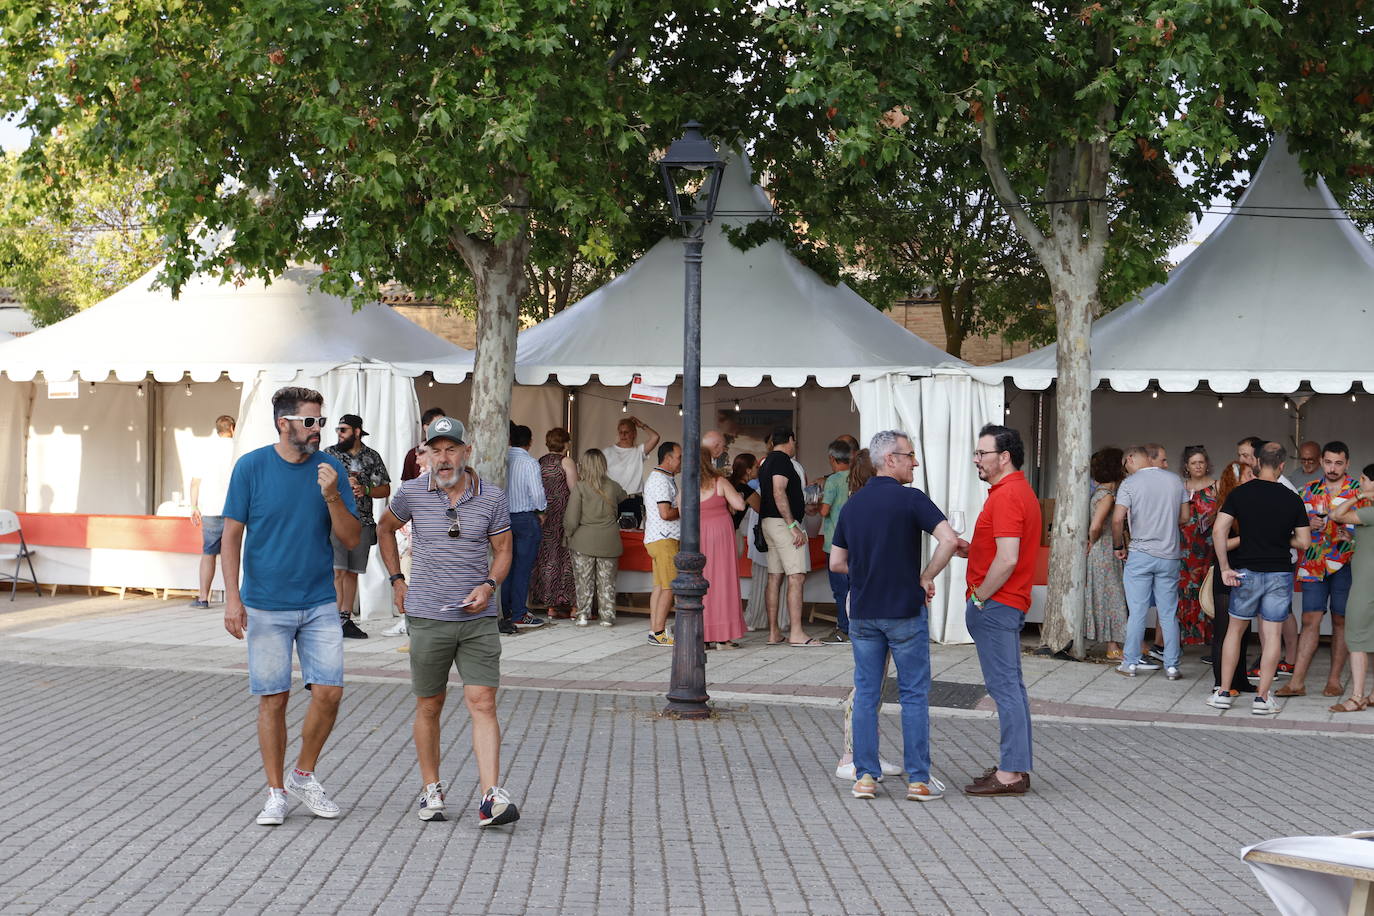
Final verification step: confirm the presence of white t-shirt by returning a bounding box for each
[605,444,647,496]
[642,468,680,544]
[197,436,238,516]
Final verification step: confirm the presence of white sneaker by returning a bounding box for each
[574,617,590,627]
[599,620,614,627]
[1207,687,1236,709]
[256,790,288,826]
[834,758,903,782]
[417,781,446,821]
[1165,666,1182,680]
[285,770,341,818]
[1252,694,1282,716]
[382,619,408,637]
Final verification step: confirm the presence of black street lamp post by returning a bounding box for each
[658,121,725,720]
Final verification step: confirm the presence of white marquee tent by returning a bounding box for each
[0,265,471,612]
[966,135,1374,492]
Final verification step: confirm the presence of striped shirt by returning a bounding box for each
[386,469,511,621]
[506,447,547,513]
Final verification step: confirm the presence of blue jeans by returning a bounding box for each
[850,614,931,783]
[965,599,1033,773]
[1122,552,1181,668]
[501,511,542,621]
[1302,563,1351,616]
[827,565,850,633]
[245,602,344,695]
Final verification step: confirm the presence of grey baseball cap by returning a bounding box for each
[425,416,466,445]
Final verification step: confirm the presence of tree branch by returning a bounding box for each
[979,95,1049,256]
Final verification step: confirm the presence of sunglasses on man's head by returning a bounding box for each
[444,507,461,538]
[281,415,328,429]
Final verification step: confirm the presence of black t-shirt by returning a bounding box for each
[731,481,752,530]
[1219,479,1309,573]
[759,450,804,521]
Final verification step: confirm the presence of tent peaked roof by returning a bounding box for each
[969,136,1374,394]
[511,151,963,388]
[0,265,472,383]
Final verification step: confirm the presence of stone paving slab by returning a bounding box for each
[3,662,1367,914]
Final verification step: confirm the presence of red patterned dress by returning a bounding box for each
[529,453,576,610]
[1176,483,1217,645]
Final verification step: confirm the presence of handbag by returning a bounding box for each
[752,519,769,553]
[1199,566,1215,618]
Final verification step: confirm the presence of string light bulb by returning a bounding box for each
[621,401,628,413]
[1353,393,1359,403]
[136,384,144,398]
[1151,389,1158,399]
[1216,396,1224,409]
[185,383,192,397]
[734,400,741,412]
[790,389,797,398]
[427,377,434,388]
[678,404,683,417]
[568,391,576,402]
[1004,406,1011,417]
[89,381,96,394]
[1283,398,1291,410]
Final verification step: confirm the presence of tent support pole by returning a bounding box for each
[664,224,710,720]
[147,378,160,514]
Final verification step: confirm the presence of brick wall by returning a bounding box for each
[884,301,1033,366]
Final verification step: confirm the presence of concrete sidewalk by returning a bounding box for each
[0,591,1366,735]
[1,661,1357,915]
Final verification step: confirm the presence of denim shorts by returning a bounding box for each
[201,515,225,555]
[332,524,377,574]
[1228,571,1294,623]
[1301,563,1351,616]
[245,602,345,695]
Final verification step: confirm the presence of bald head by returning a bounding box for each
[703,430,726,459]
[1298,440,1320,473]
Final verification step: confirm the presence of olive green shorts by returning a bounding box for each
[406,615,502,695]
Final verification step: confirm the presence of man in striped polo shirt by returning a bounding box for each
[377,416,521,827]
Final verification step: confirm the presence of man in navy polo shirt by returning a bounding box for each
[831,429,961,802]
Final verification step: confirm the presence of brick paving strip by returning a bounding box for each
[4,662,1374,914]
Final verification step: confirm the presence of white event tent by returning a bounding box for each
[968,136,1374,486]
[429,151,998,642]
[0,265,471,610]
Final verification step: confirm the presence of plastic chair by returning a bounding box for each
[0,510,40,600]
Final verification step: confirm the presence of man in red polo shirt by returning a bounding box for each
[962,424,1041,797]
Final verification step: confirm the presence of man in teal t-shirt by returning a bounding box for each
[820,438,854,642]
[222,386,360,828]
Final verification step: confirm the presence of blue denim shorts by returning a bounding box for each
[245,602,345,695]
[1301,563,1351,616]
[1228,571,1294,623]
[201,515,225,555]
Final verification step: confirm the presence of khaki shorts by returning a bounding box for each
[645,538,680,588]
[762,517,809,575]
[406,615,502,695]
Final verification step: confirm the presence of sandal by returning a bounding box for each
[789,637,826,647]
[717,641,742,649]
[1330,696,1368,713]
[1274,685,1306,697]
[1323,685,1344,697]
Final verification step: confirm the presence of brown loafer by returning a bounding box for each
[970,767,1030,790]
[964,773,1030,796]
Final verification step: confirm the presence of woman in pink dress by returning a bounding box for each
[698,446,748,648]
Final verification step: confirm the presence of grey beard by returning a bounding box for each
[292,434,320,457]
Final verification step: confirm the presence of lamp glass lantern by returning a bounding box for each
[658,121,726,225]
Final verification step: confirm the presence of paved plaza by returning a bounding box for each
[2,593,1372,913]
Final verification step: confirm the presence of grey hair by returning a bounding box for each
[869,429,911,465]
[827,439,853,463]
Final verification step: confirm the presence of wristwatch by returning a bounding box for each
[482,578,497,589]
[389,573,405,584]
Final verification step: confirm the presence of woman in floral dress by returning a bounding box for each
[1085,447,1128,659]
[529,427,578,617]
[1176,445,1216,645]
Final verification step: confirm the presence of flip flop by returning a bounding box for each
[789,637,826,647]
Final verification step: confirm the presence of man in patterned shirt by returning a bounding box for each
[324,414,391,638]
[377,416,521,828]
[1280,441,1358,699]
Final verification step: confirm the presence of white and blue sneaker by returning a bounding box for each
[285,769,341,819]
[418,781,446,822]
[478,786,520,827]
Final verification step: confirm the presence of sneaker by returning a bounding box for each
[648,630,674,647]
[821,628,850,644]
[907,777,946,802]
[1277,661,1294,677]
[1252,694,1282,716]
[498,619,518,635]
[417,782,446,822]
[188,598,211,610]
[382,619,408,637]
[285,770,341,818]
[1132,660,1161,671]
[256,790,288,826]
[851,775,878,799]
[599,620,614,627]
[1148,645,1167,663]
[478,786,520,827]
[1165,666,1182,680]
[1207,687,1238,709]
[574,617,590,627]
[1115,663,1161,677]
[341,618,369,639]
[834,758,902,782]
[511,613,546,629]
